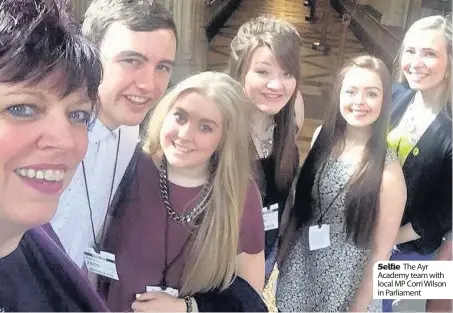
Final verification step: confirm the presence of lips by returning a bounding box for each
[406,70,429,82]
[14,164,68,194]
[262,93,283,101]
[124,95,150,105]
[172,141,193,153]
[350,108,369,118]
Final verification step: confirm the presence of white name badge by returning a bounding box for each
[262,203,279,231]
[308,224,331,251]
[84,248,119,280]
[146,286,179,297]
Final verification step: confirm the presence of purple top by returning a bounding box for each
[100,153,264,311]
[0,227,107,312]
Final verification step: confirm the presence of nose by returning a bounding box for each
[178,123,195,141]
[353,91,366,105]
[410,53,424,69]
[37,115,80,152]
[266,77,284,90]
[135,66,157,93]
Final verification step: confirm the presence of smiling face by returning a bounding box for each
[243,46,297,115]
[159,92,223,171]
[401,29,449,92]
[0,76,91,230]
[98,22,177,130]
[339,67,384,128]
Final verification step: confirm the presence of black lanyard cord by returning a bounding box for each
[160,206,192,290]
[82,129,121,253]
[316,158,347,227]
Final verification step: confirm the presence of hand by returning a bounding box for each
[131,291,186,312]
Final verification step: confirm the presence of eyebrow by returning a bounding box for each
[345,86,382,92]
[175,107,219,127]
[117,50,175,67]
[255,61,272,66]
[2,90,46,100]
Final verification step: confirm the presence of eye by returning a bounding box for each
[255,70,268,76]
[425,51,437,58]
[68,110,91,125]
[367,91,378,98]
[404,48,416,54]
[121,59,141,67]
[174,112,187,124]
[6,104,38,119]
[156,64,172,73]
[200,124,213,133]
[344,89,355,95]
[283,72,294,78]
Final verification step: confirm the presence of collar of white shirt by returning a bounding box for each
[88,119,120,144]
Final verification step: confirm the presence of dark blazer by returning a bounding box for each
[27,227,108,311]
[391,83,452,254]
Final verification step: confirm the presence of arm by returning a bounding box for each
[237,182,265,293]
[350,161,407,312]
[395,222,421,244]
[295,91,305,137]
[237,251,265,292]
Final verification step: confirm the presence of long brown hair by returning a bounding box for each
[291,55,392,247]
[227,15,301,192]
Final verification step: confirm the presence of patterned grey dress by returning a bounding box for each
[276,150,397,312]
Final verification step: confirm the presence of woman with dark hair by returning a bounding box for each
[227,16,304,275]
[0,0,106,311]
[276,55,406,311]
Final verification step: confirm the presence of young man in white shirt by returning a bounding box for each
[49,0,177,267]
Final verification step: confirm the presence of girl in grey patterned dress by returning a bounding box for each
[276,56,407,312]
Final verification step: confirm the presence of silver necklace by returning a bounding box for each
[158,156,212,224]
[252,123,275,158]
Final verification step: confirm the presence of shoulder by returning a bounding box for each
[294,91,305,132]
[392,83,410,99]
[244,180,263,209]
[380,160,407,212]
[384,149,398,164]
[310,125,323,148]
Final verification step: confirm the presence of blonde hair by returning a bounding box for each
[393,15,452,103]
[143,71,253,295]
[227,15,301,192]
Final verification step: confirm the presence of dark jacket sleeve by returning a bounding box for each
[411,145,452,240]
[193,276,268,312]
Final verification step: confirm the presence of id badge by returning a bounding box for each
[146,286,179,297]
[262,203,279,231]
[84,248,119,280]
[308,224,331,251]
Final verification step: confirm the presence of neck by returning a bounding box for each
[344,125,371,146]
[415,84,448,113]
[0,220,24,258]
[99,112,120,131]
[166,161,209,188]
[251,108,273,134]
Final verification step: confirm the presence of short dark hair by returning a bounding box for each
[0,0,102,110]
[82,0,177,48]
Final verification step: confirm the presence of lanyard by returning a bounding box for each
[160,213,191,290]
[82,129,121,253]
[316,158,347,227]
